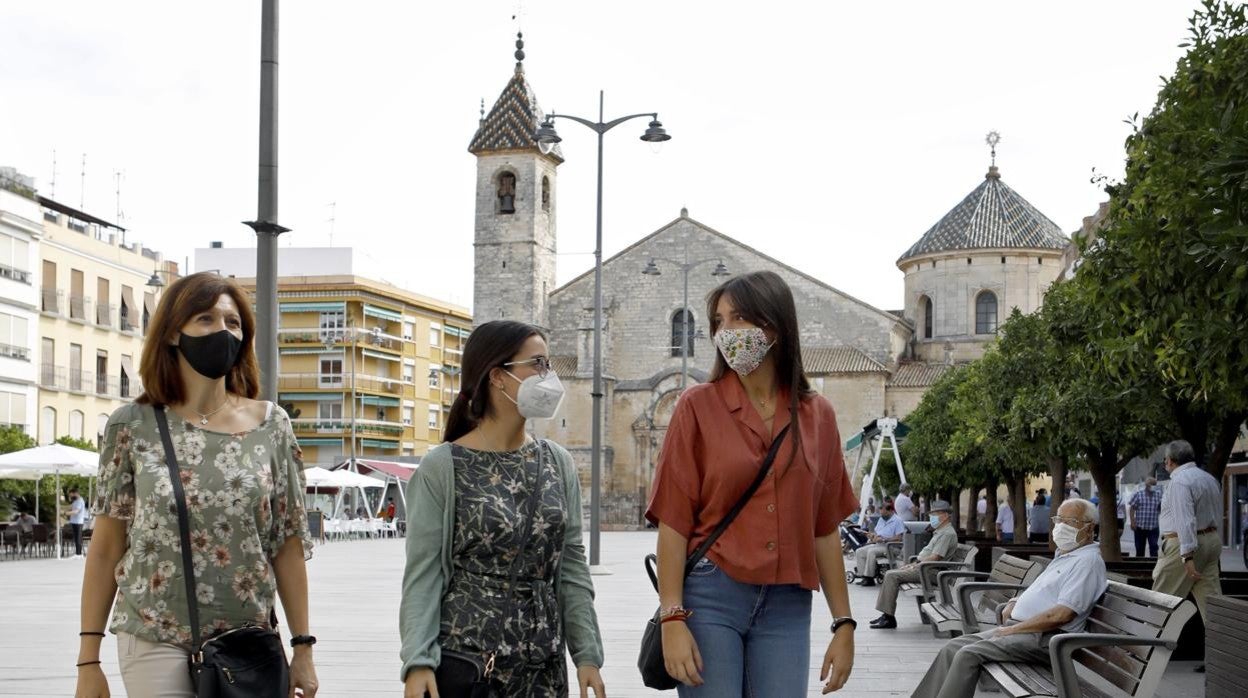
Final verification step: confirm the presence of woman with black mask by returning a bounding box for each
[75,272,317,698]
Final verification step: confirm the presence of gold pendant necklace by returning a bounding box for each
[194,396,233,425]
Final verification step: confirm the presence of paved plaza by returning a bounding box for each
[0,531,1234,697]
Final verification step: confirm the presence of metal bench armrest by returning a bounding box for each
[1048,634,1175,698]
[936,570,990,605]
[884,541,904,567]
[917,561,970,599]
[955,582,1027,634]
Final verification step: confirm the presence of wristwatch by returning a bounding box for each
[831,617,857,633]
[289,635,317,648]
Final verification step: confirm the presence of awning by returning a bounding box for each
[121,285,137,316]
[298,438,344,448]
[363,305,402,323]
[339,459,418,482]
[361,439,399,450]
[844,420,911,451]
[446,326,471,339]
[362,349,401,363]
[143,291,156,316]
[281,302,346,313]
[280,347,339,355]
[119,355,135,380]
[360,395,400,407]
[280,393,341,402]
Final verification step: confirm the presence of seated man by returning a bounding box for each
[854,502,907,586]
[15,510,36,552]
[911,498,1107,698]
[870,499,959,629]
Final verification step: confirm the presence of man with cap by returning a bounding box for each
[1128,476,1161,557]
[870,499,959,629]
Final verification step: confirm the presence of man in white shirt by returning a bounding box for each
[67,487,87,558]
[853,503,907,585]
[912,499,1108,698]
[976,493,988,533]
[1153,440,1222,621]
[995,500,1015,543]
[894,484,916,522]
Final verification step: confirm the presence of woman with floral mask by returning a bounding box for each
[647,270,859,696]
[400,320,605,698]
[76,272,316,698]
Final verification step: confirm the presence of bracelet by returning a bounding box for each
[831,617,857,633]
[660,614,691,624]
[289,635,317,648]
[76,660,101,668]
[658,605,692,621]
[79,631,106,637]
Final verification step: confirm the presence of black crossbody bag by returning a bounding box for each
[638,424,790,690]
[433,440,548,698]
[155,406,290,697]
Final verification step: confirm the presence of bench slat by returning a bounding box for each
[1072,647,1142,695]
[1080,643,1148,680]
[984,662,1039,697]
[1100,592,1171,628]
[1087,604,1164,639]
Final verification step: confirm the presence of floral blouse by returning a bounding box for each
[92,402,312,647]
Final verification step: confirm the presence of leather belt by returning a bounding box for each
[1162,526,1217,538]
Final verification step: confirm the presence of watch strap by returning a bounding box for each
[831,616,857,633]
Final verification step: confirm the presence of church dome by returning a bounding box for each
[896,166,1069,266]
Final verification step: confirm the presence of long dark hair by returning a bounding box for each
[443,320,545,443]
[706,270,813,468]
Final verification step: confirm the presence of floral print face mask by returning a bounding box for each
[714,327,774,377]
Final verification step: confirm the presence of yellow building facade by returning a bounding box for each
[234,275,471,466]
[36,196,177,444]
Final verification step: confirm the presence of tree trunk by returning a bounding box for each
[1207,411,1246,482]
[967,486,979,533]
[947,487,961,535]
[1089,451,1123,562]
[986,478,1000,539]
[1046,454,1068,550]
[1012,477,1028,542]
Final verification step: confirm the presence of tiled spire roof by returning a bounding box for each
[897,167,1069,264]
[467,45,562,161]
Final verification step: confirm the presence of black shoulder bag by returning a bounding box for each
[433,440,547,698]
[155,406,290,697]
[638,424,790,690]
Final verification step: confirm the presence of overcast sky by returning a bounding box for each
[1,1,1202,312]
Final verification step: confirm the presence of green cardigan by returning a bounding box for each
[398,441,604,682]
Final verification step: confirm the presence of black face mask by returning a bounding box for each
[178,330,243,380]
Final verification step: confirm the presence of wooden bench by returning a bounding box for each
[982,581,1194,698]
[903,543,978,623]
[917,553,1042,637]
[1207,595,1248,698]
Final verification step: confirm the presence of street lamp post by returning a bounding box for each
[642,253,730,390]
[535,92,670,568]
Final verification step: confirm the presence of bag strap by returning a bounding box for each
[682,423,791,578]
[154,405,203,655]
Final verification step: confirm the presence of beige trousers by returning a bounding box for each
[117,632,194,697]
[855,543,890,578]
[1152,530,1222,620]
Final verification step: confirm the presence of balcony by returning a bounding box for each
[0,264,31,285]
[96,302,115,328]
[0,343,30,361]
[119,307,139,334]
[289,418,405,437]
[279,372,409,394]
[41,288,62,314]
[69,295,88,322]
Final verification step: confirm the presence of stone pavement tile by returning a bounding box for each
[0,531,1221,696]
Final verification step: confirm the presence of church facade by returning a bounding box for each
[468,48,1070,526]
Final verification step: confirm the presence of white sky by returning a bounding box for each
[1,1,1201,312]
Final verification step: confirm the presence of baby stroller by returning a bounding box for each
[839,520,870,553]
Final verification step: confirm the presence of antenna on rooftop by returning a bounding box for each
[328,202,337,247]
[79,153,87,209]
[50,150,57,198]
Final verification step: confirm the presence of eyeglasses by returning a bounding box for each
[503,356,551,377]
[1050,516,1090,527]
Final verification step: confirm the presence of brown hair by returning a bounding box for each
[706,270,813,469]
[136,272,260,405]
[443,320,545,443]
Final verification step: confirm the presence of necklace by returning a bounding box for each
[193,396,233,425]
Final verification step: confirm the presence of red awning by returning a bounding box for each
[337,459,418,482]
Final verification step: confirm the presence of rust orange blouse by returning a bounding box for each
[645,372,858,591]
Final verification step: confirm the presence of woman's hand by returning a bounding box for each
[820,627,854,693]
[661,621,703,686]
[403,667,438,698]
[74,664,110,698]
[289,648,318,697]
[576,665,606,698]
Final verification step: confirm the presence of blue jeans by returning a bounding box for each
[678,557,812,697]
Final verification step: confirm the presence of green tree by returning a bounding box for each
[900,367,976,512]
[56,435,99,452]
[0,426,36,521]
[1079,0,1248,481]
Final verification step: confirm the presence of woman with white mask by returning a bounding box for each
[400,321,605,698]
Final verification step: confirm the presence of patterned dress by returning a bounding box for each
[92,402,311,647]
[439,442,569,696]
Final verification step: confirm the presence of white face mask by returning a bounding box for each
[502,370,566,420]
[1052,522,1085,551]
[714,327,774,377]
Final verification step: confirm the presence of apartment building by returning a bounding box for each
[0,170,42,436]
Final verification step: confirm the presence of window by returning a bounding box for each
[39,406,56,445]
[70,269,85,320]
[0,234,31,283]
[120,284,136,331]
[0,391,27,429]
[318,401,343,421]
[975,291,998,335]
[96,350,108,394]
[670,309,695,358]
[120,354,133,398]
[429,323,441,347]
[319,311,345,342]
[428,405,440,429]
[497,172,516,214]
[921,296,933,339]
[69,410,84,440]
[143,291,155,333]
[403,321,415,341]
[541,176,551,212]
[0,313,30,360]
[41,260,57,313]
[97,414,109,444]
[403,407,414,426]
[69,344,82,391]
[96,277,111,326]
[428,364,441,388]
[319,356,344,387]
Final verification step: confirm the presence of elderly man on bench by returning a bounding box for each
[911,498,1107,698]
